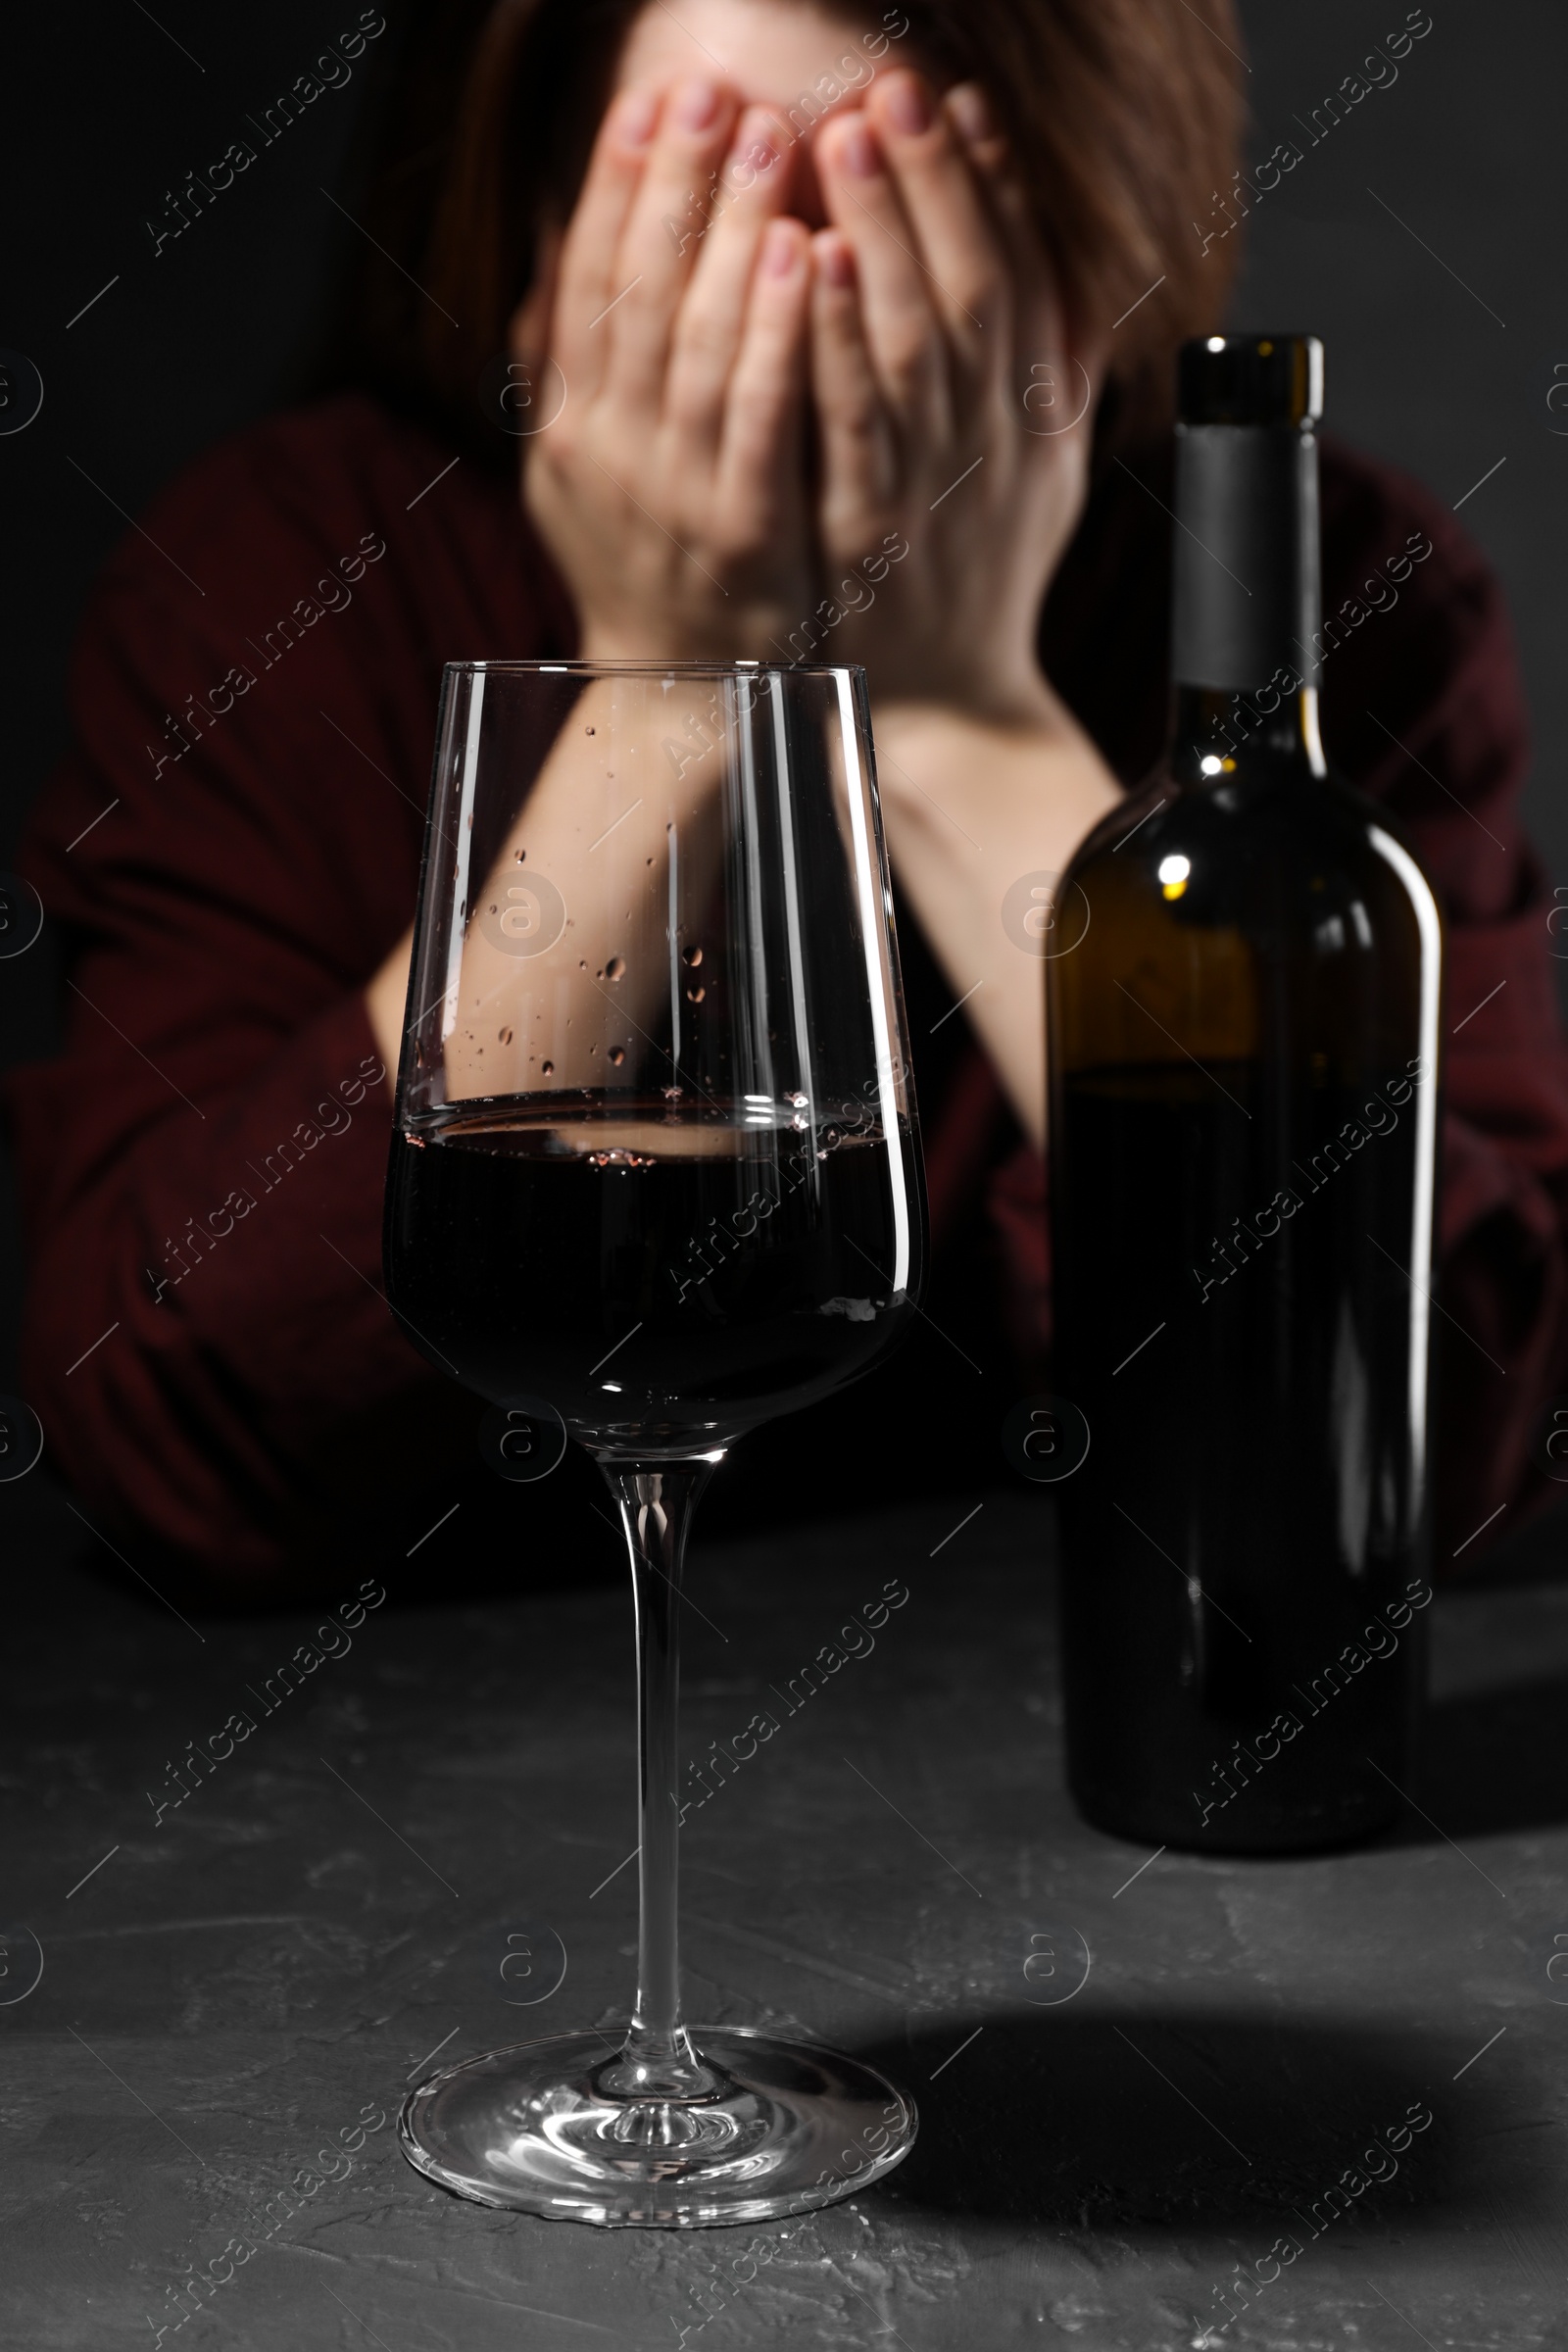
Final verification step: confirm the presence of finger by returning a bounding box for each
[603,75,744,412]
[809,230,898,548]
[663,108,798,453]
[942,82,1091,432]
[944,81,1011,182]
[941,86,1075,348]
[947,82,1051,326]
[550,86,662,405]
[509,223,564,367]
[716,218,812,543]
[813,111,949,436]
[865,71,1009,366]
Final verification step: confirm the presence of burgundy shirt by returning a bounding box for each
[9,394,1568,1587]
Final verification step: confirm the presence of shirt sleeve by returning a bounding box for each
[3,405,477,1588]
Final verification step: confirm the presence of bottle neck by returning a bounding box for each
[1169,419,1323,782]
[1168,682,1327,786]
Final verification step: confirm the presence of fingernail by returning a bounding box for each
[834,118,879,178]
[883,73,932,136]
[946,82,995,144]
[673,76,721,132]
[730,108,780,174]
[814,231,856,292]
[762,220,799,278]
[612,86,660,148]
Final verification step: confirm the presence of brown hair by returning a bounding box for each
[329,0,1246,464]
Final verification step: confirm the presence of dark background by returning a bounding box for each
[1,0,1564,1541]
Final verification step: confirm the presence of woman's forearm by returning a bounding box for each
[368,688,1125,1148]
[365,677,734,1102]
[870,690,1124,1152]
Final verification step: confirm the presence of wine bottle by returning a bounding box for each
[1047,334,1444,1853]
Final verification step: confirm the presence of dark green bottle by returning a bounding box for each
[1048,334,1444,1853]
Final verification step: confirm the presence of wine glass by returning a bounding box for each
[383,661,926,2226]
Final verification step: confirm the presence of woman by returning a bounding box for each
[9,0,1567,1592]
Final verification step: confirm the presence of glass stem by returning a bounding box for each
[597,1458,722,2101]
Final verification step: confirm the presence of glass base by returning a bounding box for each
[399,2026,917,2227]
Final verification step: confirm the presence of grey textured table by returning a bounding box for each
[6,1472,1568,2349]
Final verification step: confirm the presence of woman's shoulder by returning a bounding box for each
[171,387,460,501]
[29,393,570,930]
[94,391,526,609]
[1318,431,1500,625]
[1313,432,1527,817]
[1055,424,1528,829]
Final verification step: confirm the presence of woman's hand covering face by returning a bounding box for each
[523,77,817,664]
[807,74,1101,720]
[519,66,1101,713]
